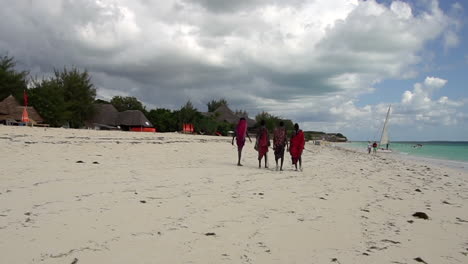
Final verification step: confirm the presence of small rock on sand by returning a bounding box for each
[76,161,85,163]
[140,200,146,204]
[205,232,216,236]
[412,212,429,220]
[415,189,422,192]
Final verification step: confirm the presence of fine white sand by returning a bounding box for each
[1,126,467,264]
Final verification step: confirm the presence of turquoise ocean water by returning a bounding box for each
[345,141,468,162]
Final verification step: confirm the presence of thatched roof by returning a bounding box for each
[85,104,152,128]
[117,110,152,127]
[206,105,257,127]
[0,95,44,123]
[86,104,119,126]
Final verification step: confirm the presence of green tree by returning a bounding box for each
[147,108,178,132]
[95,99,110,104]
[29,78,69,127]
[0,55,28,102]
[255,111,294,133]
[178,100,200,124]
[110,96,146,112]
[216,121,234,136]
[57,68,96,128]
[255,111,278,131]
[207,98,228,112]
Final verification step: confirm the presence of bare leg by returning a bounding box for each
[299,157,302,171]
[275,157,279,171]
[280,156,284,171]
[265,154,268,168]
[237,149,242,166]
[258,156,261,168]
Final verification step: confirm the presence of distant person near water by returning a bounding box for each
[289,123,305,171]
[256,120,270,168]
[367,141,372,154]
[372,141,378,154]
[232,117,252,166]
[273,121,288,171]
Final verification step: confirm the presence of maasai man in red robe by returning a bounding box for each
[289,123,305,171]
[273,121,288,171]
[232,117,251,166]
[256,120,270,168]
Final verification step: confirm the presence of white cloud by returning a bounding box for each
[0,0,465,139]
[390,1,413,19]
[265,76,466,140]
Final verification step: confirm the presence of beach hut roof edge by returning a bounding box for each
[117,110,153,127]
[0,95,44,123]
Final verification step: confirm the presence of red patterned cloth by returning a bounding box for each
[235,119,248,150]
[257,127,269,158]
[290,130,305,164]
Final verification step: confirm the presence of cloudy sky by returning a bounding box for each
[1,0,467,141]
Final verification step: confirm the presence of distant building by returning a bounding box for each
[202,104,256,128]
[85,104,153,131]
[0,95,44,125]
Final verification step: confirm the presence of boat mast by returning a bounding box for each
[380,105,391,148]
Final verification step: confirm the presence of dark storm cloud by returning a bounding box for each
[1,0,464,137]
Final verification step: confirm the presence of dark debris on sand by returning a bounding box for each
[75,161,85,164]
[140,200,146,204]
[412,212,429,220]
[205,232,216,236]
[414,257,428,263]
[71,258,78,264]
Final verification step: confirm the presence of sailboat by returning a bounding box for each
[379,105,392,153]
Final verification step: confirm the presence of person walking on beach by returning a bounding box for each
[367,141,372,154]
[232,117,252,166]
[289,123,305,171]
[273,121,288,171]
[372,141,378,154]
[256,120,270,168]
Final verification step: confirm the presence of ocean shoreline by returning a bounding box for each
[337,142,468,172]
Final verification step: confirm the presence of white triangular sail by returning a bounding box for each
[380,105,391,146]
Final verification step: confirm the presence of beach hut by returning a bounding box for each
[0,95,44,125]
[84,104,120,130]
[204,105,256,128]
[116,110,155,132]
[85,104,155,132]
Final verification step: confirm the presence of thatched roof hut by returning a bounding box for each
[85,104,152,130]
[205,105,256,128]
[0,95,44,124]
[117,110,152,128]
[85,104,119,128]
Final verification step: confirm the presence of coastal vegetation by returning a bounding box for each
[0,54,346,140]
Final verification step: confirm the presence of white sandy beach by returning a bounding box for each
[1,126,467,264]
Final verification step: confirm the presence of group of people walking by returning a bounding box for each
[232,118,305,171]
